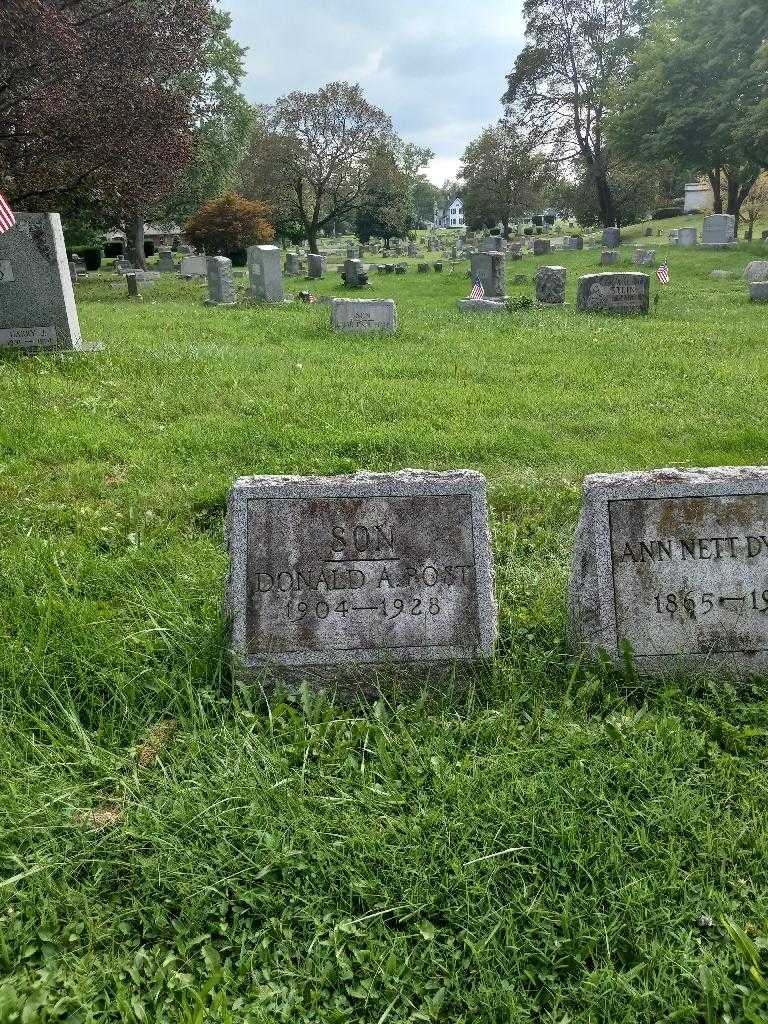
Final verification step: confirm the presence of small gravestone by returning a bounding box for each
[408,242,418,258]
[384,264,395,274]
[633,248,656,266]
[701,214,736,248]
[68,259,78,285]
[749,282,768,302]
[458,298,507,314]
[331,298,397,332]
[601,250,620,266]
[569,236,584,250]
[225,470,497,685]
[179,255,207,279]
[247,245,284,303]
[711,270,733,280]
[115,257,133,274]
[743,261,768,284]
[285,252,301,277]
[126,272,139,298]
[678,227,697,247]
[470,251,506,300]
[308,254,324,279]
[205,256,236,306]
[577,272,650,314]
[533,239,551,256]
[433,262,443,272]
[510,246,523,261]
[479,236,504,254]
[343,258,367,287]
[602,227,621,248]
[644,227,654,237]
[535,266,566,305]
[418,263,429,274]
[0,212,84,352]
[569,466,768,676]
[158,250,176,273]
[395,263,407,275]
[669,230,679,245]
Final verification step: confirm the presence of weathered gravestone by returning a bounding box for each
[470,251,506,300]
[179,255,207,279]
[308,254,324,279]
[743,261,768,284]
[408,242,419,258]
[749,282,768,302]
[569,466,768,676]
[577,272,650,314]
[205,256,236,306]
[535,266,567,305]
[602,227,621,248]
[678,227,697,247]
[633,248,656,266]
[418,263,429,274]
[285,253,301,277]
[126,272,139,298]
[668,230,679,246]
[158,250,176,273]
[533,239,551,256]
[247,245,284,303]
[0,212,84,352]
[433,262,443,273]
[331,298,397,332]
[701,214,736,248]
[225,470,497,684]
[343,259,367,287]
[569,236,584,250]
[601,250,620,266]
[479,236,504,253]
[395,263,407,275]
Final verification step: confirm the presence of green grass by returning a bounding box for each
[2,235,768,1022]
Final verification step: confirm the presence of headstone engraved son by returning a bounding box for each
[331,298,397,333]
[226,470,497,682]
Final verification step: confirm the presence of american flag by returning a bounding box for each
[469,275,485,300]
[656,258,670,285]
[0,193,15,234]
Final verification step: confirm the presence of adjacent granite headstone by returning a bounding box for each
[577,272,650,314]
[743,261,768,284]
[569,466,768,676]
[479,236,504,253]
[633,248,656,266]
[331,298,397,332]
[701,214,736,248]
[225,470,497,684]
[678,227,697,247]
[206,256,236,306]
[384,264,395,274]
[285,253,301,277]
[308,254,324,279]
[470,251,506,300]
[535,265,567,305]
[602,228,621,248]
[434,262,443,272]
[0,212,83,352]
[343,258,368,287]
[601,250,620,266]
[408,242,418,258]
[126,271,139,297]
[179,255,207,279]
[749,282,768,302]
[158,250,176,273]
[418,263,429,274]
[569,236,584,251]
[395,263,407,275]
[533,239,551,256]
[247,245,284,303]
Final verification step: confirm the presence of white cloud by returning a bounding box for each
[221,0,525,177]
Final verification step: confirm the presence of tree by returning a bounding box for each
[185,193,275,254]
[609,0,768,228]
[1,0,214,263]
[355,141,433,244]
[742,176,768,242]
[460,116,550,237]
[503,0,658,227]
[240,82,396,253]
[412,178,441,228]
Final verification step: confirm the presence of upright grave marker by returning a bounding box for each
[536,266,566,305]
[577,272,650,314]
[570,467,768,676]
[701,214,736,249]
[602,227,621,248]
[0,212,83,352]
[226,470,497,682]
[331,298,397,332]
[247,245,284,303]
[206,256,236,306]
[308,254,324,279]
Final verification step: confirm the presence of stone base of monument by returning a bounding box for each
[457,298,508,313]
[225,470,497,693]
[204,299,237,307]
[569,466,768,677]
[700,242,737,250]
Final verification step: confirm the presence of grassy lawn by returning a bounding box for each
[2,224,768,1021]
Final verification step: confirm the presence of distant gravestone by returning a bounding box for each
[678,227,697,247]
[577,272,650,314]
[384,264,395,274]
[331,298,397,332]
[408,242,418,258]
[343,258,367,287]
[308,253,324,279]
[395,263,407,275]
[434,262,443,272]
[0,212,84,352]
[701,214,736,248]
[569,466,768,676]
[569,236,584,250]
[206,256,236,306]
[68,259,78,285]
[533,239,551,256]
[479,236,504,253]
[601,250,620,266]
[418,263,429,274]
[225,470,497,684]
[668,230,679,245]
[126,272,139,297]
[470,251,506,300]
[644,227,654,237]
[743,261,768,284]
[247,245,284,303]
[458,298,507,313]
[602,227,621,248]
[535,266,566,305]
[633,249,656,266]
[179,255,207,279]
[749,282,768,302]
[158,250,176,273]
[711,270,733,280]
[285,253,301,277]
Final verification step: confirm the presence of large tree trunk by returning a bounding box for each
[126,212,146,270]
[306,226,320,254]
[501,216,510,240]
[595,173,618,228]
[708,170,723,213]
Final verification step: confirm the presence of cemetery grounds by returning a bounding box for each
[2,216,768,1022]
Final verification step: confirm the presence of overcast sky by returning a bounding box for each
[221,1,525,186]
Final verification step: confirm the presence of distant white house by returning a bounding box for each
[684,182,713,213]
[435,197,465,229]
[105,223,184,247]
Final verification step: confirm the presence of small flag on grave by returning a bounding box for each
[656,258,670,285]
[469,276,485,300]
[0,193,15,234]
